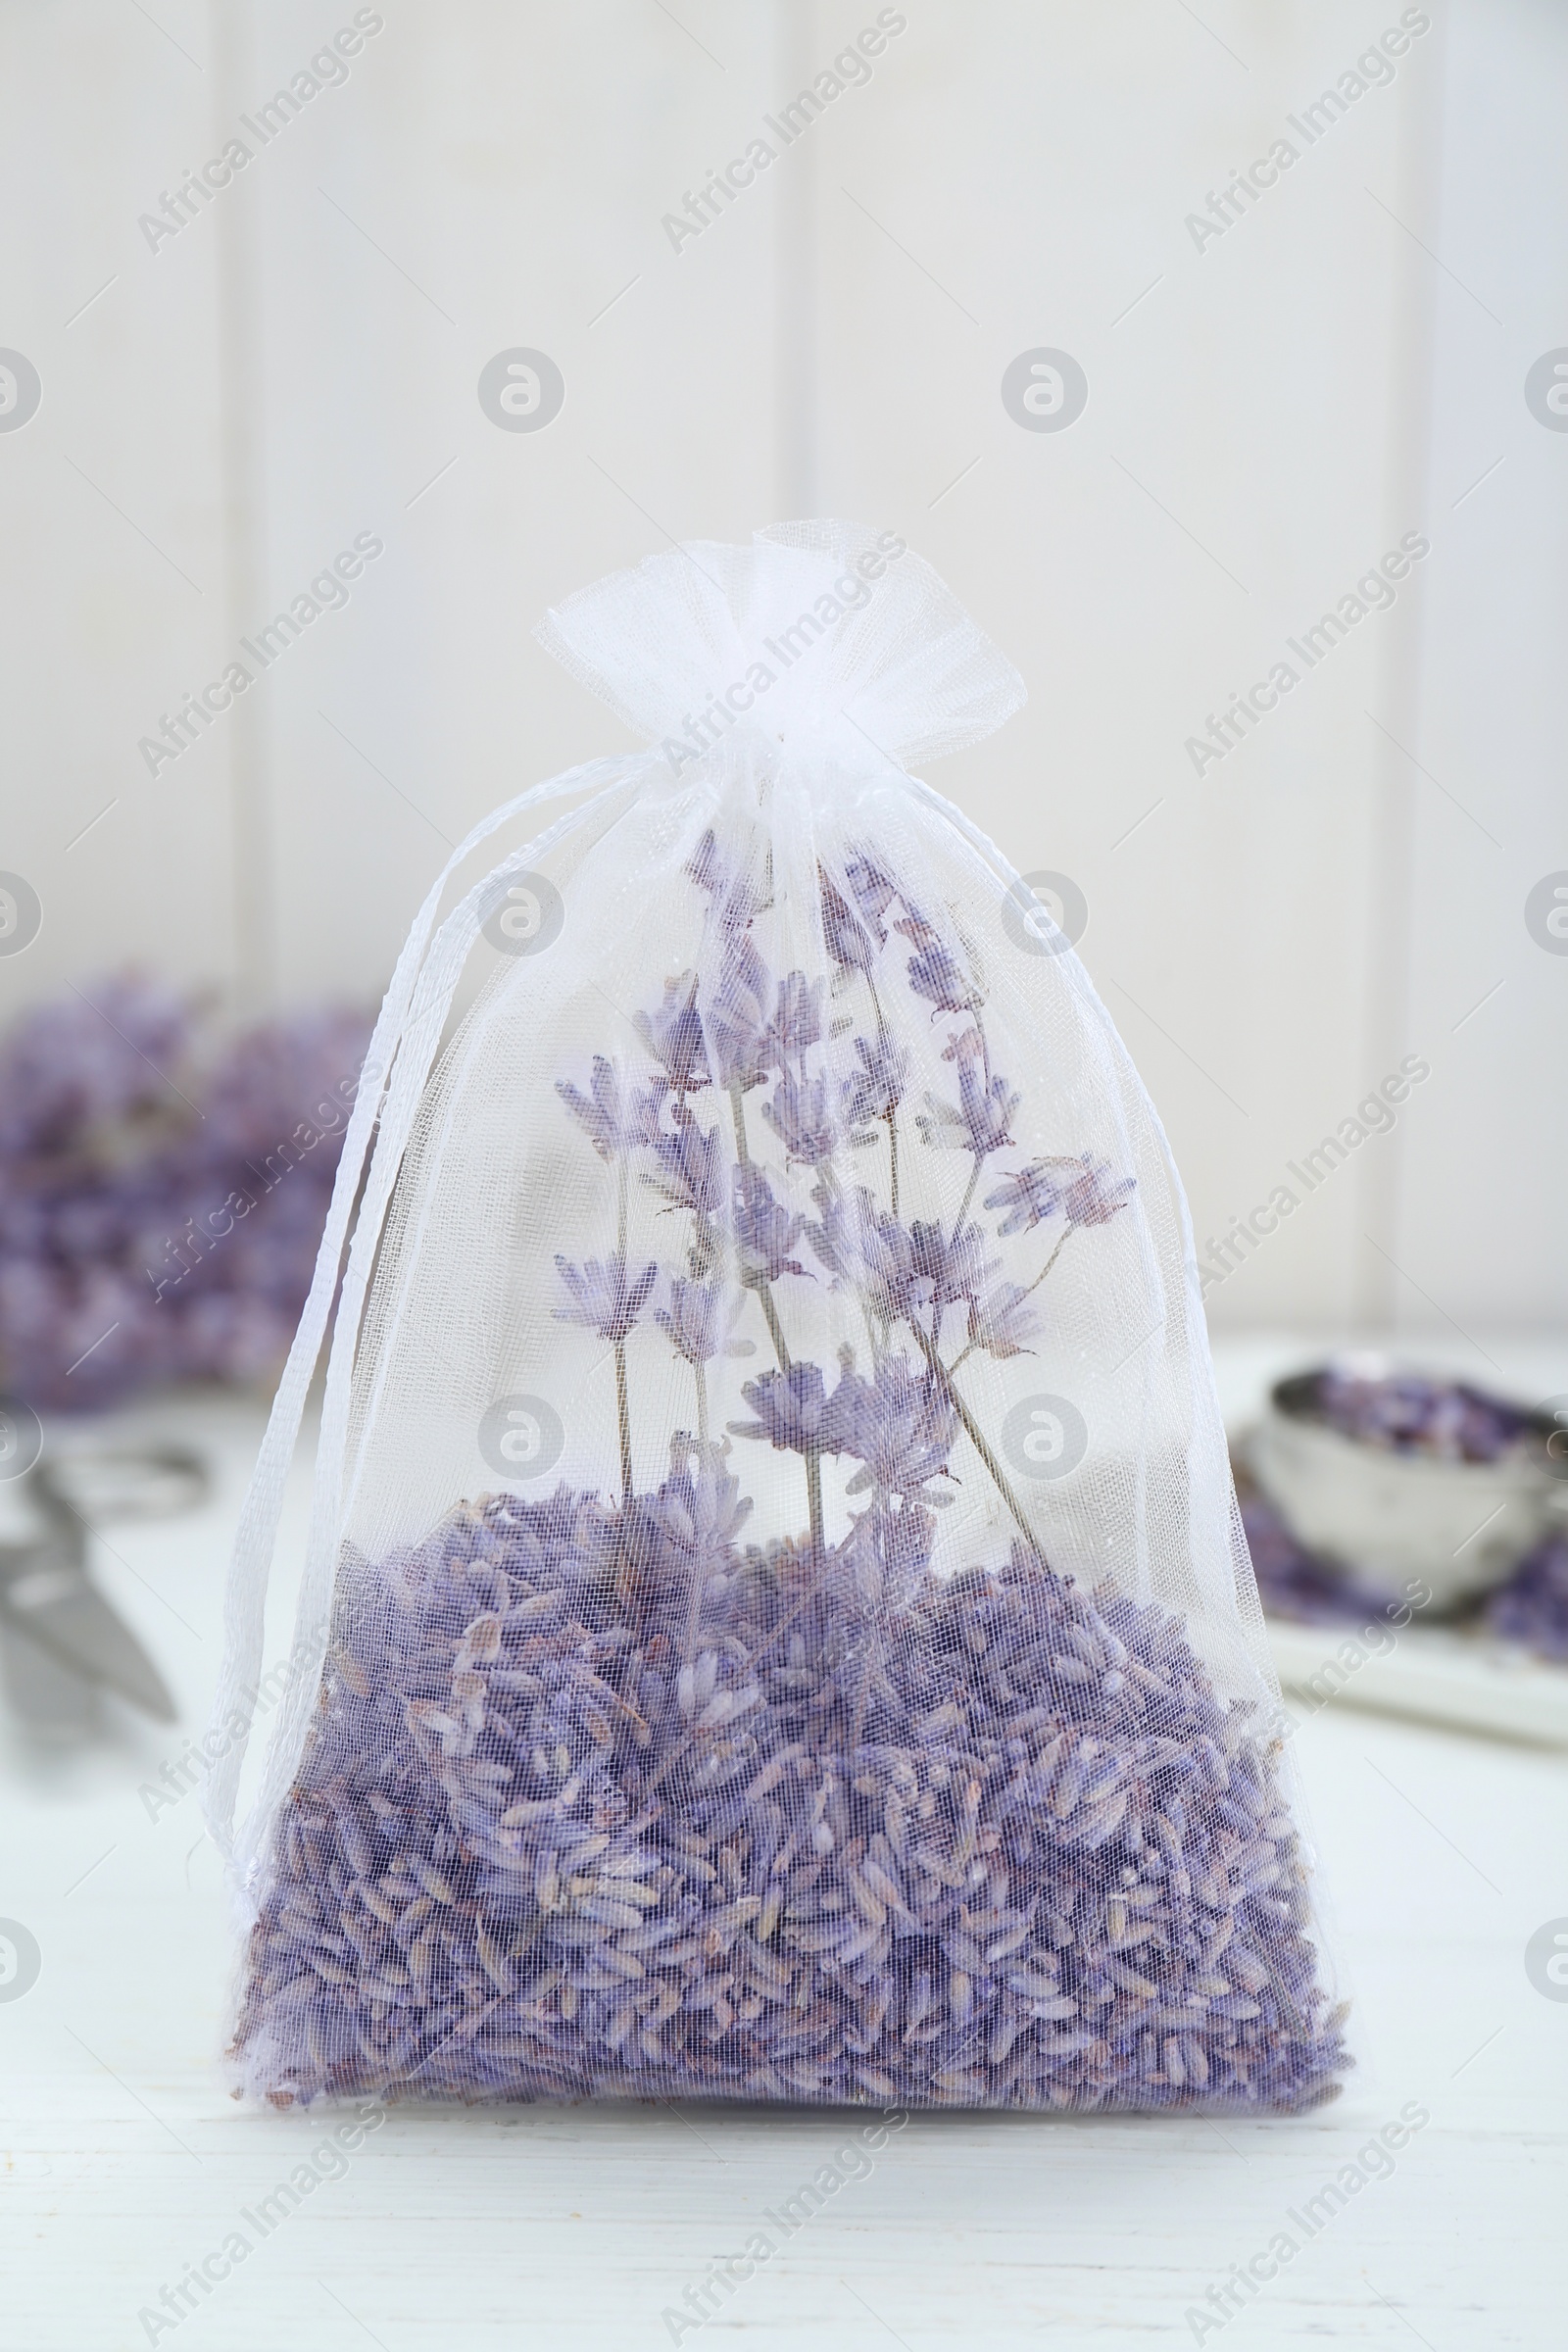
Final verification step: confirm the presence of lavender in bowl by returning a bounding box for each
[1247,1359,1554,1612]
[1308,1366,1536,1464]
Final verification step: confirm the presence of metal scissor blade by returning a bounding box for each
[0,1545,177,1722]
[0,1611,100,1736]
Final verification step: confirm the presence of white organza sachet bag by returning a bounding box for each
[206,522,1348,2114]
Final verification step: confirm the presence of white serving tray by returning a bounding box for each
[1269,1616,1568,1749]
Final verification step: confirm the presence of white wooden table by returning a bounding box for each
[4,1354,1565,2351]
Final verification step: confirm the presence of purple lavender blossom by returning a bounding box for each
[554,1254,659,1342]
[730,1361,844,1455]
[898,912,984,1016]
[821,875,880,973]
[645,1456,753,1558]
[803,1180,871,1289]
[732,1166,809,1286]
[838,1489,937,1592]
[556,1059,660,1160]
[806,1183,912,1326]
[686,829,764,932]
[985,1161,1070,1237]
[1058,1156,1137,1229]
[655,1278,754,1365]
[760,1070,843,1165]
[732,1355,956,1505]
[843,1033,908,1126]
[845,853,898,936]
[761,972,825,1068]
[644,1119,724,1217]
[916,1026,1019,1156]
[964,1279,1045,1360]
[706,938,774,1093]
[831,1355,958,1502]
[685,828,735,902]
[986,1155,1135,1236]
[634,976,710,1094]
[907,1218,999,1323]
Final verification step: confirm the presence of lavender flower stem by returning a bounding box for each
[804,1447,824,1552]
[910,1320,1041,1557]
[752,1282,792,1371]
[956,1151,983,1229]
[1023,1226,1073,1298]
[727,1082,752,1172]
[614,1342,633,1506]
[681,1511,705,1667]
[615,1154,633,1505]
[729,1080,823,1550]
[866,976,901,1218]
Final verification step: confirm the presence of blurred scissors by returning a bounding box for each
[0,1447,206,1727]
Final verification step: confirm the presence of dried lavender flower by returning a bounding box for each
[554,1255,659,1343]
[645,1120,725,1218]
[915,1026,1019,1156]
[986,1154,1135,1237]
[843,1033,908,1126]
[732,1167,808,1286]
[760,1071,846,1166]
[232,1520,1347,2115]
[656,1278,754,1366]
[556,1059,661,1161]
[633,976,710,1095]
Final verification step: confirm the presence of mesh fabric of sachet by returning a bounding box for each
[208,522,1347,2114]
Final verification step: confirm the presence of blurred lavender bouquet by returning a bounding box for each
[0,978,371,1409]
[234,841,1347,2115]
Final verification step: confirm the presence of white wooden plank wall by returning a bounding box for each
[0,0,1562,1335]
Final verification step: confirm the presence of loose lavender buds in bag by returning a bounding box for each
[208,524,1348,2112]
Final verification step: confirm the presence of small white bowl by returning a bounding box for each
[1246,1366,1554,1613]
